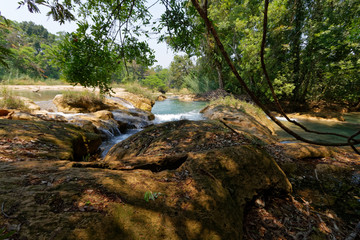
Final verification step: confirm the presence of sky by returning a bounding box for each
[0,0,177,68]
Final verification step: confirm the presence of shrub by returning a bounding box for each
[0,86,28,110]
[121,82,156,100]
[209,95,266,122]
[62,90,104,108]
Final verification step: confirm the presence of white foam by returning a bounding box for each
[154,110,205,123]
[275,116,297,122]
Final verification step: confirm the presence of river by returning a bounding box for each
[7,89,360,150]
[100,99,208,156]
[275,114,360,144]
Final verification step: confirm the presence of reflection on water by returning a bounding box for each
[275,117,360,144]
[344,112,360,124]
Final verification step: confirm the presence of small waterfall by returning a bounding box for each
[112,110,152,129]
[100,129,142,157]
[95,120,122,138]
[154,110,205,123]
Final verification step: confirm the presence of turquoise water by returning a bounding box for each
[152,99,208,123]
[275,117,360,144]
[8,88,360,145]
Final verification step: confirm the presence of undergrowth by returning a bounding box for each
[1,76,66,85]
[210,95,266,122]
[115,82,156,100]
[0,86,28,110]
[62,90,104,107]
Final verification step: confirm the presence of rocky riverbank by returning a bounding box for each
[0,90,359,239]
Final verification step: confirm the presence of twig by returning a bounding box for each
[345,221,360,240]
[314,169,331,205]
[295,222,313,240]
[1,202,16,219]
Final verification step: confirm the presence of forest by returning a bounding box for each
[1,0,359,105]
[0,0,360,239]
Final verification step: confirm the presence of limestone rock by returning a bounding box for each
[117,92,155,112]
[19,97,41,111]
[0,118,102,161]
[53,94,110,113]
[9,111,42,121]
[103,120,291,239]
[93,110,114,120]
[156,95,167,101]
[201,105,276,144]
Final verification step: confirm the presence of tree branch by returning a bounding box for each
[190,0,360,151]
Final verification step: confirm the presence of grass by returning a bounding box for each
[62,90,104,108]
[209,95,266,121]
[0,86,28,110]
[1,75,66,85]
[113,82,156,100]
[170,88,193,95]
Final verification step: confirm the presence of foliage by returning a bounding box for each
[2,0,359,105]
[53,28,119,93]
[206,0,360,104]
[169,55,194,89]
[0,227,15,240]
[144,191,161,202]
[183,72,218,93]
[121,82,155,100]
[0,16,13,69]
[17,0,78,24]
[160,0,359,105]
[142,74,166,90]
[0,86,28,110]
[0,19,61,81]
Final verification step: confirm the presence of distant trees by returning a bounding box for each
[159,0,359,104]
[1,0,359,103]
[0,19,60,80]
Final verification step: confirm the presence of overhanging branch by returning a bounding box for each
[190,0,360,152]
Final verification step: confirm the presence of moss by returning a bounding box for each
[0,119,102,161]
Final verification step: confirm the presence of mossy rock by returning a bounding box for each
[0,119,102,161]
[201,105,276,144]
[99,120,291,239]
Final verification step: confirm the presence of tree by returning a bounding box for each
[0,16,13,68]
[168,55,194,89]
[190,0,360,152]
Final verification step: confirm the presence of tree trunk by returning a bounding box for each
[214,59,224,89]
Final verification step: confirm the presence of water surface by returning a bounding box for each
[275,117,360,144]
[152,99,207,123]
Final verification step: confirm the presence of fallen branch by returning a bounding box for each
[1,202,16,219]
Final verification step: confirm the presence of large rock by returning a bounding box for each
[201,105,276,144]
[116,92,155,112]
[101,120,291,239]
[156,94,167,101]
[19,96,41,111]
[0,118,102,161]
[53,94,111,113]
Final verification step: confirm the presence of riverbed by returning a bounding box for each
[6,87,360,150]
